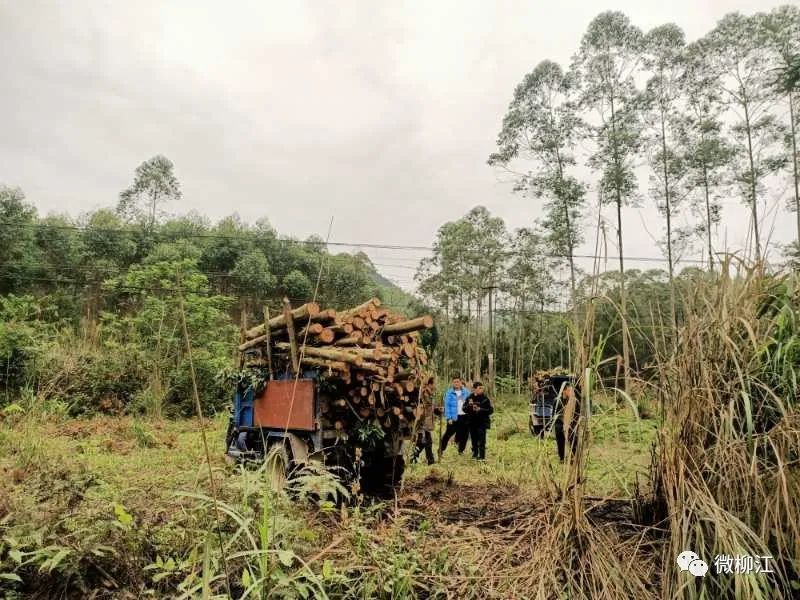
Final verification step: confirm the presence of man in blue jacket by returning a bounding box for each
[439,375,470,456]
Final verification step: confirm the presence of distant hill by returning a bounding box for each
[352,251,420,315]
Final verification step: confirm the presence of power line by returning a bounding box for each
[0,271,415,311]
[7,221,710,264]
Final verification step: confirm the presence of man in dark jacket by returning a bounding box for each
[463,381,493,460]
[551,376,580,462]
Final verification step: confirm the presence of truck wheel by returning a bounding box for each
[265,443,290,490]
[528,416,536,436]
[225,421,235,451]
[384,455,405,491]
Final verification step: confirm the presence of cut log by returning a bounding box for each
[275,343,363,366]
[343,347,386,361]
[339,298,380,319]
[330,323,354,335]
[282,298,300,374]
[263,306,274,380]
[309,308,337,323]
[300,357,349,372]
[298,323,324,337]
[381,315,433,335]
[315,328,335,344]
[245,303,320,339]
[333,332,363,345]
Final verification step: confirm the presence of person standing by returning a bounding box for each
[464,381,493,460]
[439,375,470,455]
[412,376,437,465]
[552,376,580,462]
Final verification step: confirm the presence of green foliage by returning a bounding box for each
[0,187,40,295]
[282,269,314,301]
[489,59,586,291]
[117,155,182,229]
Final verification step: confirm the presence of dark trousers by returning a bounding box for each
[554,417,578,462]
[469,423,488,459]
[440,416,469,454]
[412,430,435,465]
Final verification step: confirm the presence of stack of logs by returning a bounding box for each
[239,297,434,437]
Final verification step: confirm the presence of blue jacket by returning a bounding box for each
[443,387,468,421]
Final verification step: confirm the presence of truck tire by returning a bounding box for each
[265,443,290,490]
[225,421,235,451]
[359,454,405,499]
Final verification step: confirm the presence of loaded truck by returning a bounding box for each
[226,298,434,497]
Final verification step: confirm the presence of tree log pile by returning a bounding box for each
[240,297,434,439]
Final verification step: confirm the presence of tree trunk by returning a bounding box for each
[743,101,761,261]
[789,91,800,248]
[702,164,714,272]
[274,343,364,366]
[555,154,577,300]
[610,96,630,391]
[245,302,320,339]
[660,111,677,340]
[474,295,482,382]
[381,315,434,334]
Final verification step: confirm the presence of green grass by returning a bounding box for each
[0,395,654,596]
[406,394,656,497]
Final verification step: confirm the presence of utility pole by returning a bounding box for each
[482,282,498,397]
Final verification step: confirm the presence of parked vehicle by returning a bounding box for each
[226,363,408,497]
[529,373,578,437]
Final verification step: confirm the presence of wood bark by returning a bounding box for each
[245,302,320,339]
[381,315,433,335]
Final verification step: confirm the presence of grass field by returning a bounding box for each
[0,394,656,598]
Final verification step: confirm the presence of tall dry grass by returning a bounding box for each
[642,259,800,599]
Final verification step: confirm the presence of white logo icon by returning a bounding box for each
[677,551,707,577]
[688,559,709,577]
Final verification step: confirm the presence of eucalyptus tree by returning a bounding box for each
[416,218,473,375]
[504,227,558,380]
[573,11,644,387]
[678,44,733,271]
[489,60,586,297]
[703,13,785,261]
[416,207,508,380]
[462,207,508,380]
[762,5,800,248]
[638,23,687,330]
[118,155,182,231]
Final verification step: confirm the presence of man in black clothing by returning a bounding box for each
[552,378,580,462]
[464,382,493,460]
[412,377,437,465]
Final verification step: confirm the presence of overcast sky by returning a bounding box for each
[2,0,797,289]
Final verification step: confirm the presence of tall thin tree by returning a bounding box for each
[762,6,800,251]
[678,44,733,271]
[489,60,586,300]
[574,11,644,388]
[639,23,687,332]
[703,13,785,261]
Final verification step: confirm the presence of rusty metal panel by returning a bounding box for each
[254,379,316,431]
